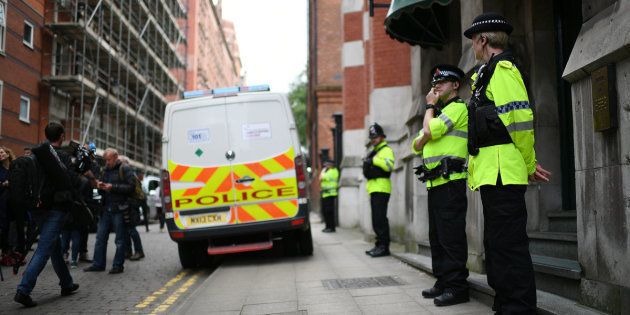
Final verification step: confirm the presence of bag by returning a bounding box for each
[121,204,141,226]
[69,199,95,227]
[118,166,145,202]
[8,155,46,211]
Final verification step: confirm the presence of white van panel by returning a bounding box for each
[168,98,230,167]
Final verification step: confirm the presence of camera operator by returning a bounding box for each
[84,148,135,274]
[14,123,83,307]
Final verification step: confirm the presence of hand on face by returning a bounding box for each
[425,87,440,105]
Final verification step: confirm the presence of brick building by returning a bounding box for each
[309,0,630,313]
[0,0,46,155]
[0,0,242,173]
[307,0,343,209]
[185,0,242,91]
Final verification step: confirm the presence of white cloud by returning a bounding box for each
[222,0,308,93]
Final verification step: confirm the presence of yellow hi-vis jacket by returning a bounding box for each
[366,141,395,194]
[320,167,339,198]
[411,98,468,189]
[467,60,537,190]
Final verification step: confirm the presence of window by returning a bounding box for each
[23,20,34,49]
[0,0,6,53]
[19,96,30,123]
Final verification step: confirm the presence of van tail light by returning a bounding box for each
[161,169,173,215]
[294,155,307,198]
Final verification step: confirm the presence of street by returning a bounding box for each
[0,219,491,314]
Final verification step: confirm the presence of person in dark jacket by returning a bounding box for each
[84,148,135,274]
[14,123,80,307]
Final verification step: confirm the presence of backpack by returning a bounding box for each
[119,166,145,202]
[8,155,46,212]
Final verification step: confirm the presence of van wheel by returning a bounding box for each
[178,241,207,268]
[283,234,299,256]
[297,226,313,256]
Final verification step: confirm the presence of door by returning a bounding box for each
[166,97,238,229]
[224,95,299,224]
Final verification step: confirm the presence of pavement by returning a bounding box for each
[172,220,492,315]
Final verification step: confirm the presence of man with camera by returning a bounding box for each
[14,123,81,307]
[412,65,470,306]
[84,148,135,274]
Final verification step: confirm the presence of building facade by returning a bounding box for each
[1,0,242,174]
[308,0,630,313]
[307,0,344,210]
[0,0,46,155]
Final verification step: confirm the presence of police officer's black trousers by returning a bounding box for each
[427,179,469,294]
[321,196,336,230]
[480,178,536,314]
[370,192,390,248]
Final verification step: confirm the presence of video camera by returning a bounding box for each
[68,140,94,174]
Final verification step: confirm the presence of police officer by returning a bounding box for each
[363,123,395,257]
[412,64,469,306]
[464,13,551,314]
[319,159,339,233]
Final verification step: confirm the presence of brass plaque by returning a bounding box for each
[591,65,617,131]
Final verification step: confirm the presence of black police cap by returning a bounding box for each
[463,12,513,39]
[430,64,465,85]
[368,123,386,139]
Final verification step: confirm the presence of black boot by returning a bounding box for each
[368,246,390,257]
[421,286,443,298]
[434,289,469,306]
[14,292,37,307]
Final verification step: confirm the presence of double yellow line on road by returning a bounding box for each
[135,270,202,314]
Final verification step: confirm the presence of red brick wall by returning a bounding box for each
[343,66,366,129]
[0,0,46,154]
[316,0,342,86]
[369,9,411,89]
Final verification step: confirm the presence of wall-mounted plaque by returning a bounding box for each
[591,64,618,132]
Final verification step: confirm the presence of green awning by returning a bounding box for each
[384,0,452,48]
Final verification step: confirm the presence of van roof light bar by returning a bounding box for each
[183,84,270,99]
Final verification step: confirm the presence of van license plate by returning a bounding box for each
[187,213,227,226]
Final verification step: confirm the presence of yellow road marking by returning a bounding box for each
[149,272,201,314]
[135,271,189,309]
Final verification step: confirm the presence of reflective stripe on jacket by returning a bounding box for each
[320,167,339,198]
[411,99,468,189]
[367,141,395,194]
[468,60,536,190]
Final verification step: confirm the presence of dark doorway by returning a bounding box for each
[553,0,581,211]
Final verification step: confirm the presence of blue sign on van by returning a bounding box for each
[187,128,210,144]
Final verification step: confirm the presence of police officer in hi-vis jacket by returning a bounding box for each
[319,159,339,233]
[412,64,470,307]
[363,123,395,258]
[464,12,551,314]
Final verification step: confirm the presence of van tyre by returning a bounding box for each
[297,226,313,256]
[178,241,207,268]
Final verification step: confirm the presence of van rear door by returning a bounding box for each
[224,94,299,224]
[167,97,238,229]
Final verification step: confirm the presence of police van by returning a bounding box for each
[161,85,312,268]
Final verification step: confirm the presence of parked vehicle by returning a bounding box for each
[161,85,312,268]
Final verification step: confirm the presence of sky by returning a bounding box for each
[222,0,308,94]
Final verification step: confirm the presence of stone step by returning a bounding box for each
[393,252,602,315]
[547,211,577,233]
[532,254,582,300]
[528,231,578,260]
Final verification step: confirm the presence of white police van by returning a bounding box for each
[161,85,312,268]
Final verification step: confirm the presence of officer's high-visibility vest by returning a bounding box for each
[411,98,468,189]
[366,141,395,194]
[467,59,536,190]
[320,167,339,198]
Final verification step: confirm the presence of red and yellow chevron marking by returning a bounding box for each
[167,148,298,229]
[235,200,299,223]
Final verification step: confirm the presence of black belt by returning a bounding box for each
[414,158,466,183]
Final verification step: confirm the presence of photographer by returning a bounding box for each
[84,148,134,274]
[14,123,81,308]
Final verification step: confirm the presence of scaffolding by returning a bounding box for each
[44,0,188,173]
